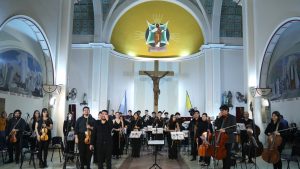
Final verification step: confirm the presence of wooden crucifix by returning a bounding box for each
[139,60,174,112]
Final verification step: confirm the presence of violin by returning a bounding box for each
[84,115,91,144]
[9,117,22,143]
[9,130,17,143]
[40,121,49,141]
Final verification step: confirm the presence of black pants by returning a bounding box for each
[38,140,49,164]
[8,140,21,162]
[167,135,178,159]
[131,138,141,157]
[191,139,197,159]
[97,143,112,169]
[222,143,232,169]
[78,141,92,169]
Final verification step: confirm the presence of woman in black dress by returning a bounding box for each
[29,110,40,151]
[264,111,288,169]
[112,112,124,159]
[63,112,75,159]
[130,112,142,157]
[166,114,180,159]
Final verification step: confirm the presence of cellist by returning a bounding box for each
[264,111,287,169]
[214,105,237,169]
[197,113,213,166]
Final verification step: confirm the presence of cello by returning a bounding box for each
[198,130,212,157]
[207,125,236,160]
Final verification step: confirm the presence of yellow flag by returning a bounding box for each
[185,91,192,110]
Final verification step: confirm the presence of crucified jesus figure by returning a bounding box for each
[143,71,170,106]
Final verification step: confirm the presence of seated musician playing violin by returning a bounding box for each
[5,109,26,164]
[214,105,237,169]
[264,111,288,169]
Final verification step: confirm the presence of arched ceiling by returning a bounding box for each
[110,1,204,58]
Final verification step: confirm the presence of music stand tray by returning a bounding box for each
[171,132,184,140]
[129,131,142,138]
[148,140,164,169]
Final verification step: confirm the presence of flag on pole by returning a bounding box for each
[118,91,127,115]
[185,90,192,111]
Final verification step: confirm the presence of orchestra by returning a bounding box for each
[0,105,298,169]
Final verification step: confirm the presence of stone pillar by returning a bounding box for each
[203,44,223,118]
[54,0,73,137]
[253,96,265,143]
[90,43,113,117]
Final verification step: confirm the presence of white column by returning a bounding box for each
[90,43,113,117]
[253,96,265,143]
[54,0,73,137]
[203,44,223,118]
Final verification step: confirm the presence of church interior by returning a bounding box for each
[0,0,300,169]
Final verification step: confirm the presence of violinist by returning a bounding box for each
[5,109,26,164]
[75,106,95,169]
[90,110,113,169]
[188,110,200,161]
[166,114,180,159]
[214,105,236,169]
[240,111,254,163]
[198,113,213,166]
[0,111,7,150]
[264,111,288,169]
[130,112,143,157]
[36,108,53,168]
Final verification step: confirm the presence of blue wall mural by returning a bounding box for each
[267,52,300,100]
[0,49,43,97]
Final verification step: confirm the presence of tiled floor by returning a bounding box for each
[0,145,299,169]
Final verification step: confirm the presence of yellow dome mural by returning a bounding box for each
[111,1,204,58]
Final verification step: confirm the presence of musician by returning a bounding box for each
[152,111,165,151]
[164,112,169,124]
[264,111,288,169]
[214,105,236,169]
[188,110,201,161]
[5,109,26,164]
[36,108,53,168]
[63,112,75,159]
[240,111,254,162]
[29,110,40,152]
[166,114,180,159]
[198,113,213,166]
[90,110,113,169]
[130,112,143,157]
[112,112,124,159]
[175,112,183,130]
[75,106,95,169]
[142,110,152,127]
[0,111,7,150]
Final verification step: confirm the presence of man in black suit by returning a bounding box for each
[215,105,236,169]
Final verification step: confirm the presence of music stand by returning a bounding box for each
[148,140,164,169]
[129,131,142,139]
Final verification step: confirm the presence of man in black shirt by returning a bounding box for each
[90,110,113,169]
[5,109,26,164]
[75,106,95,169]
[240,111,254,162]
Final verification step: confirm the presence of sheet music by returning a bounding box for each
[148,140,164,145]
[151,127,163,134]
[237,123,246,130]
[129,131,142,138]
[182,130,189,138]
[171,132,184,140]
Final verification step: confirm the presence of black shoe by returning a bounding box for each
[5,160,13,164]
[190,158,196,161]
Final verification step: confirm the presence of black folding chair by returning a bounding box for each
[50,136,63,162]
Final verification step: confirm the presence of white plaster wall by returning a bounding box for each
[0,0,61,65]
[253,0,300,124]
[68,48,93,118]
[221,48,246,116]
[179,57,205,116]
[107,55,134,113]
[0,93,43,118]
